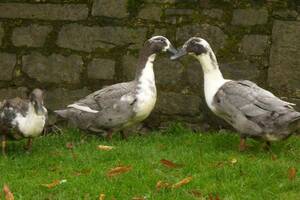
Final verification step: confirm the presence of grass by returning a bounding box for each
[0,124,299,200]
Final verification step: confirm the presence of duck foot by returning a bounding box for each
[106,131,113,141]
[24,138,33,152]
[262,141,271,151]
[239,138,248,152]
[1,135,7,157]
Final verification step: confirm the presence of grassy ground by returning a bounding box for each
[0,124,299,200]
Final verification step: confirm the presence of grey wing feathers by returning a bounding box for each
[214,80,300,134]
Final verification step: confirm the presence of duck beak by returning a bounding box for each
[170,48,187,60]
[34,101,45,115]
[166,44,178,55]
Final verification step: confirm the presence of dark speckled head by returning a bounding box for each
[171,37,211,60]
[144,36,177,55]
[29,88,45,115]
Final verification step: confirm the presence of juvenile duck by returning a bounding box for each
[55,36,177,139]
[171,37,300,151]
[0,89,47,156]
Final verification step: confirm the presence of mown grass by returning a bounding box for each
[0,124,299,200]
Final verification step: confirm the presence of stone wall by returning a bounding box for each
[0,0,299,131]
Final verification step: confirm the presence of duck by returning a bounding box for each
[55,36,177,139]
[171,37,300,151]
[0,88,47,156]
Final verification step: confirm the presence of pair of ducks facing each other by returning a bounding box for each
[0,36,299,156]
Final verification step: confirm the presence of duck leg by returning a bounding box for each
[239,137,248,152]
[1,135,7,157]
[24,138,33,152]
[120,130,129,140]
[106,130,113,141]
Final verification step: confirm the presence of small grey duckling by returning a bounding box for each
[0,89,47,156]
[55,36,177,139]
[171,37,300,151]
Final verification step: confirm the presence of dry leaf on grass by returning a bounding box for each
[156,180,171,190]
[189,189,202,198]
[209,194,220,200]
[132,197,145,200]
[99,193,105,200]
[3,184,14,200]
[41,179,67,189]
[107,166,132,177]
[172,176,192,189]
[271,154,278,161]
[160,159,183,168]
[66,142,74,149]
[73,168,92,176]
[288,167,297,181]
[97,145,114,151]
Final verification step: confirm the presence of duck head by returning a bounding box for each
[144,36,177,55]
[171,37,211,60]
[29,89,46,115]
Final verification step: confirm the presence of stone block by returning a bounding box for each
[57,24,147,52]
[138,5,162,21]
[92,0,128,18]
[232,8,268,25]
[45,87,91,111]
[22,52,83,84]
[12,24,52,47]
[122,54,138,81]
[269,20,300,97]
[87,58,115,80]
[165,9,194,16]
[0,3,88,20]
[0,53,16,81]
[156,92,201,115]
[241,35,269,56]
[0,87,28,101]
[176,24,227,51]
[0,23,4,46]
[202,9,224,20]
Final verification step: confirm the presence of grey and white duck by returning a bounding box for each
[55,36,177,139]
[0,88,47,156]
[171,37,300,151]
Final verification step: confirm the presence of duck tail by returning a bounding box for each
[54,109,69,119]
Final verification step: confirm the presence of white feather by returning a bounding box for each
[67,104,99,113]
[13,104,46,138]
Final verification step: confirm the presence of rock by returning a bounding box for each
[12,24,52,47]
[0,3,88,20]
[202,8,224,20]
[0,53,16,81]
[156,92,201,115]
[241,35,269,56]
[0,23,4,46]
[122,54,138,81]
[269,20,300,98]
[273,9,298,19]
[220,60,260,82]
[165,9,194,16]
[155,56,184,86]
[45,87,91,110]
[22,52,83,84]
[176,24,227,51]
[87,58,115,80]
[0,87,28,101]
[138,5,162,21]
[153,28,167,37]
[232,8,268,25]
[57,24,147,52]
[92,0,128,18]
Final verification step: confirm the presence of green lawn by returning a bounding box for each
[0,124,299,200]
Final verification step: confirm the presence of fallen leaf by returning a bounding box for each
[288,167,297,181]
[41,179,67,189]
[97,145,114,151]
[172,176,192,189]
[3,184,14,200]
[132,197,145,200]
[189,189,202,198]
[156,180,171,190]
[160,159,183,168]
[73,168,92,176]
[99,193,105,200]
[230,158,237,165]
[66,142,74,149]
[271,154,278,161]
[209,194,220,200]
[107,166,132,177]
